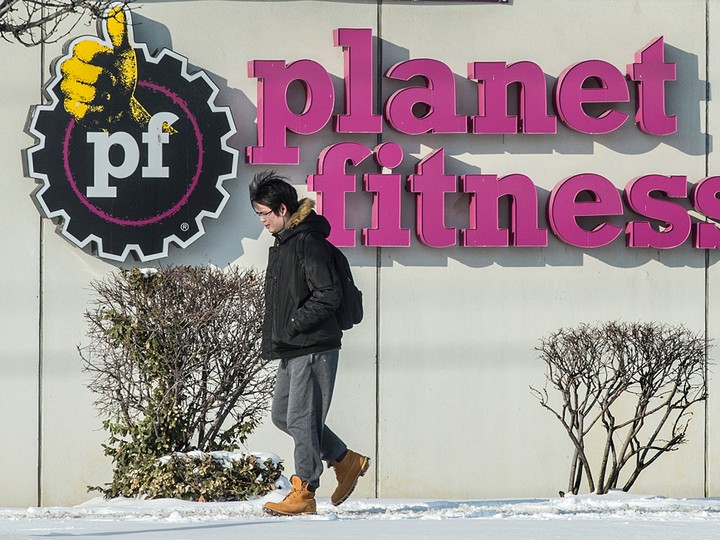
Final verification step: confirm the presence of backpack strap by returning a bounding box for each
[294,230,308,266]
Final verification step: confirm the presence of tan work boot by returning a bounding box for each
[263,475,317,516]
[330,449,370,506]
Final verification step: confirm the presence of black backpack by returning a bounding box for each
[296,232,363,331]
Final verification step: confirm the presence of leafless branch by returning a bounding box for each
[530,321,708,495]
[0,0,133,46]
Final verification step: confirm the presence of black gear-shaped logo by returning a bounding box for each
[24,5,237,261]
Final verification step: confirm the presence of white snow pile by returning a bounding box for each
[158,450,280,469]
[3,487,720,539]
[2,489,720,523]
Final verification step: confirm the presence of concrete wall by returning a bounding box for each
[1,39,41,508]
[0,0,716,505]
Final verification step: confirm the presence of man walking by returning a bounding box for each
[249,171,369,516]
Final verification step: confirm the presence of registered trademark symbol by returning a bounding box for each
[180,222,189,232]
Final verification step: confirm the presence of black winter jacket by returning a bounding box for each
[261,199,343,359]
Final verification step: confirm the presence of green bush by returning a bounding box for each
[81,265,280,500]
[107,451,282,501]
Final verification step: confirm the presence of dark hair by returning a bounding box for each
[248,171,300,215]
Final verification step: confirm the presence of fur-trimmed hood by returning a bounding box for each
[275,198,331,243]
[286,198,315,230]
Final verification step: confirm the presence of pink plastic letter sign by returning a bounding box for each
[362,142,411,247]
[625,175,691,249]
[468,61,557,134]
[555,60,630,134]
[385,59,467,135]
[308,142,373,246]
[548,174,624,248]
[334,28,382,133]
[626,36,677,136]
[690,176,720,248]
[407,148,457,247]
[247,59,334,164]
[460,174,547,247]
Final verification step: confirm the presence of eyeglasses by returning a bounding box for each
[255,209,274,217]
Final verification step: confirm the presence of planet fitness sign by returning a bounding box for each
[23,6,719,260]
[25,5,237,261]
[248,29,720,251]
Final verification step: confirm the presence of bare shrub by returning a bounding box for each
[80,265,279,500]
[531,321,707,495]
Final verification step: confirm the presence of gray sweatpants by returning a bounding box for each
[271,348,347,490]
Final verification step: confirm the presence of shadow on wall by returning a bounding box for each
[331,38,710,271]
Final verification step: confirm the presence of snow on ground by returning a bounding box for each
[2,488,720,539]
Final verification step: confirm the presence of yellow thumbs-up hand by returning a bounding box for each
[60,5,152,130]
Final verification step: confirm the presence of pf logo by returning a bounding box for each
[24,4,238,261]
